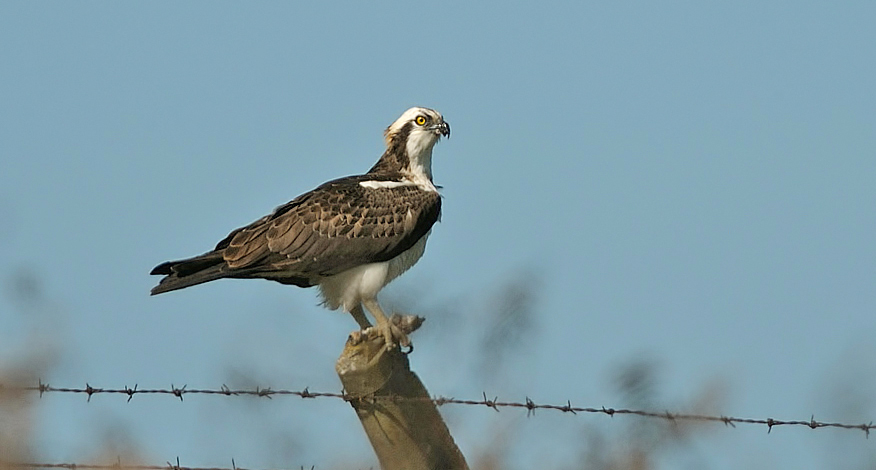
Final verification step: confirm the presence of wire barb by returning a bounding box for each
[525,397,536,417]
[561,400,576,415]
[171,385,186,401]
[125,384,137,403]
[482,392,500,412]
[85,383,97,402]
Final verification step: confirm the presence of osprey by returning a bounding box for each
[150,107,450,349]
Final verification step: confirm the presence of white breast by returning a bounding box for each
[317,231,431,311]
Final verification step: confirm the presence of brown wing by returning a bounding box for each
[220,175,441,280]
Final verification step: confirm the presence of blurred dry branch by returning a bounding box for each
[0,366,40,466]
[477,274,539,378]
[6,381,873,436]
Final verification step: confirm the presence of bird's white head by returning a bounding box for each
[383,107,450,181]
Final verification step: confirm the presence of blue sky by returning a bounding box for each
[1,1,875,468]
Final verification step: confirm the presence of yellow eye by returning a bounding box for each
[415,115,428,126]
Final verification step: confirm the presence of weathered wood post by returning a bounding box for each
[336,315,469,470]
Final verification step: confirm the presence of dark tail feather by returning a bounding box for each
[150,252,229,295]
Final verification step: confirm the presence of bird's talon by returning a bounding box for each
[376,322,411,351]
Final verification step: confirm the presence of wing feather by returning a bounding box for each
[167,175,441,282]
[224,225,271,268]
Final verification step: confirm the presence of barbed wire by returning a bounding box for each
[5,459,315,470]
[3,380,873,436]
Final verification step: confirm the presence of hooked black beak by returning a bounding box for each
[435,121,450,138]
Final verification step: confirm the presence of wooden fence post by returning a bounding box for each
[336,315,469,470]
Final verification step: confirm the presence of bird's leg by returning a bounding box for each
[349,303,373,329]
[362,298,410,350]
